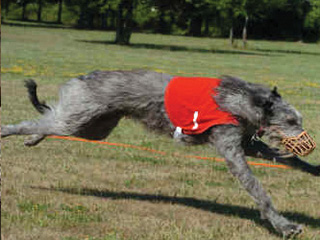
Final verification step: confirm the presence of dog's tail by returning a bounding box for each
[24,79,51,114]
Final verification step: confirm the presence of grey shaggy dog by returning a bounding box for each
[2,70,319,237]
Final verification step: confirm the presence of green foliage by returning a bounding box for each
[64,0,109,28]
[304,0,320,42]
[1,0,319,42]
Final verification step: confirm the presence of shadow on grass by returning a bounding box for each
[34,186,320,236]
[76,40,274,57]
[2,19,70,29]
[252,48,320,56]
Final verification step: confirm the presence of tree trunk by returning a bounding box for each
[57,0,63,24]
[157,9,167,34]
[108,5,116,30]
[101,11,108,29]
[189,15,202,36]
[242,16,249,48]
[229,26,234,46]
[5,0,10,17]
[115,0,134,45]
[77,2,93,29]
[22,1,28,20]
[110,9,116,30]
[116,2,124,43]
[170,11,175,26]
[229,8,234,46]
[204,17,210,36]
[37,0,43,22]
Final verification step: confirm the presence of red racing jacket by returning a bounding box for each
[164,76,239,135]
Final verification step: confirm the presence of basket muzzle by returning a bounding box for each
[282,131,316,156]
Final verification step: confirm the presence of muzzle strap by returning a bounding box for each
[282,131,316,156]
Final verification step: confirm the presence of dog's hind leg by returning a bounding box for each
[2,121,43,137]
[244,139,320,176]
[210,125,302,238]
[1,119,55,145]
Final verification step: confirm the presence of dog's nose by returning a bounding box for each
[282,131,316,156]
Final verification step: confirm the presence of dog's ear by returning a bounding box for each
[252,86,281,110]
[261,87,281,114]
[252,92,275,113]
[271,86,281,98]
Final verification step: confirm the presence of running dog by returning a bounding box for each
[2,70,319,237]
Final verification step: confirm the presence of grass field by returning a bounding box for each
[1,24,320,240]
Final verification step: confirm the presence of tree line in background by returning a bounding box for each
[2,0,320,45]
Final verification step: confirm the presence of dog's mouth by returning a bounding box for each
[263,128,316,157]
[281,131,316,156]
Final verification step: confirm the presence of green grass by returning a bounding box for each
[1,25,320,240]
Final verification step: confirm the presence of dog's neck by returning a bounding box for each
[215,78,267,127]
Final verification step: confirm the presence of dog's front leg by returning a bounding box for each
[210,125,302,237]
[244,139,320,176]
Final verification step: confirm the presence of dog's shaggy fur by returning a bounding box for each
[2,70,319,237]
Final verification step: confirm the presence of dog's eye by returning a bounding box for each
[287,118,297,125]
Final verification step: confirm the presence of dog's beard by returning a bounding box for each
[264,129,282,147]
[263,129,291,155]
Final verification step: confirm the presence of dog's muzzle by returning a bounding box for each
[282,131,316,156]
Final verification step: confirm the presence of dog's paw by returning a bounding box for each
[1,125,10,138]
[24,134,45,147]
[314,165,320,177]
[310,165,320,177]
[278,223,303,238]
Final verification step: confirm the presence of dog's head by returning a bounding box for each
[256,87,316,156]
